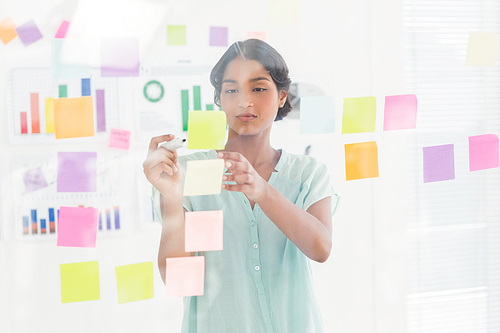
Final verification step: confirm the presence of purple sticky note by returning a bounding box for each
[23,167,48,193]
[469,134,499,171]
[383,94,418,131]
[57,152,97,192]
[101,37,140,77]
[55,20,70,38]
[57,206,99,248]
[209,26,228,47]
[15,19,43,46]
[109,128,131,149]
[423,144,455,183]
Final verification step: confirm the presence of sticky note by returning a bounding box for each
[423,144,455,183]
[383,94,417,131]
[267,0,302,25]
[57,206,99,248]
[60,261,100,303]
[167,25,186,45]
[101,37,140,77]
[342,97,377,134]
[109,128,131,149]
[209,26,228,47]
[469,134,499,171]
[51,39,92,79]
[166,256,204,297]
[0,17,17,44]
[183,159,225,196]
[55,20,70,38]
[465,32,499,67]
[23,167,48,193]
[247,31,266,41]
[15,19,42,46]
[115,262,154,304]
[300,96,335,134]
[54,96,94,139]
[185,210,223,252]
[57,152,97,192]
[345,141,379,181]
[187,111,227,149]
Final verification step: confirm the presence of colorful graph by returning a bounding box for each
[8,68,121,144]
[180,85,219,131]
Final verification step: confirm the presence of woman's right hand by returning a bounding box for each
[143,134,183,198]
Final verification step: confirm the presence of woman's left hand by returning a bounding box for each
[217,151,268,203]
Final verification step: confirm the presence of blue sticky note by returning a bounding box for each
[300,96,335,134]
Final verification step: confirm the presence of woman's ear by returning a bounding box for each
[279,90,288,107]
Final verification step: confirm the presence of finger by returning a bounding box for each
[222,173,253,185]
[217,151,246,162]
[221,183,249,192]
[143,151,178,173]
[148,134,175,153]
[224,160,251,174]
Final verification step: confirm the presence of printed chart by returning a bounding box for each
[136,66,216,139]
[12,152,134,241]
[8,67,121,145]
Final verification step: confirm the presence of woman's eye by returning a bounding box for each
[225,89,237,94]
[253,88,267,92]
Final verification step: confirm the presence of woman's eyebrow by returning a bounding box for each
[222,79,237,84]
[249,77,271,83]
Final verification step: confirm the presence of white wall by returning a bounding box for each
[0,0,406,332]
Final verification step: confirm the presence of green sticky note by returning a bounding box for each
[187,111,227,149]
[342,96,376,134]
[115,262,154,304]
[60,261,100,303]
[167,25,186,46]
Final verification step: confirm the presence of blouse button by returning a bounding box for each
[254,265,260,271]
[253,242,259,249]
[251,221,256,227]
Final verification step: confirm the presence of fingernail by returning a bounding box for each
[226,162,232,168]
[218,152,223,158]
[221,184,226,189]
[222,176,227,180]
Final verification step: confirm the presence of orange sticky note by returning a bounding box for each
[345,141,379,181]
[185,210,223,252]
[0,17,17,44]
[54,96,95,139]
[166,256,204,297]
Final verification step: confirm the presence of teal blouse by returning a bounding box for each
[153,149,339,333]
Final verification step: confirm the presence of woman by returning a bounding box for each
[143,39,339,332]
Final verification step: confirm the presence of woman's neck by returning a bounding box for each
[221,130,279,169]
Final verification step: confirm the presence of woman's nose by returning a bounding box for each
[237,94,253,108]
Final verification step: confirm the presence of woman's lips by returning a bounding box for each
[236,113,257,121]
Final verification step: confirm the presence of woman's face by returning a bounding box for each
[220,56,287,137]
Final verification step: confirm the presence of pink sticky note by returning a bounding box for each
[185,210,223,252]
[55,20,70,38]
[109,128,131,149]
[423,144,455,183]
[57,206,99,248]
[15,19,43,46]
[166,256,204,297]
[247,31,266,41]
[469,134,499,171]
[101,37,140,77]
[383,94,418,131]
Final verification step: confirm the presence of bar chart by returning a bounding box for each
[180,85,220,131]
[8,68,121,145]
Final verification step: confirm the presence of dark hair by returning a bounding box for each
[210,39,292,121]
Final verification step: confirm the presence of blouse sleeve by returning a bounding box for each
[299,160,340,216]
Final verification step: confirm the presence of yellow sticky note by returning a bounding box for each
[0,17,17,44]
[465,31,499,67]
[345,141,379,181]
[60,261,100,303]
[115,262,154,304]
[54,96,95,139]
[342,97,377,134]
[187,111,226,149]
[167,25,186,46]
[166,256,205,297]
[267,0,301,25]
[45,98,54,133]
[184,159,225,196]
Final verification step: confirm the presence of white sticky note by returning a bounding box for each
[183,159,225,196]
[465,31,499,67]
